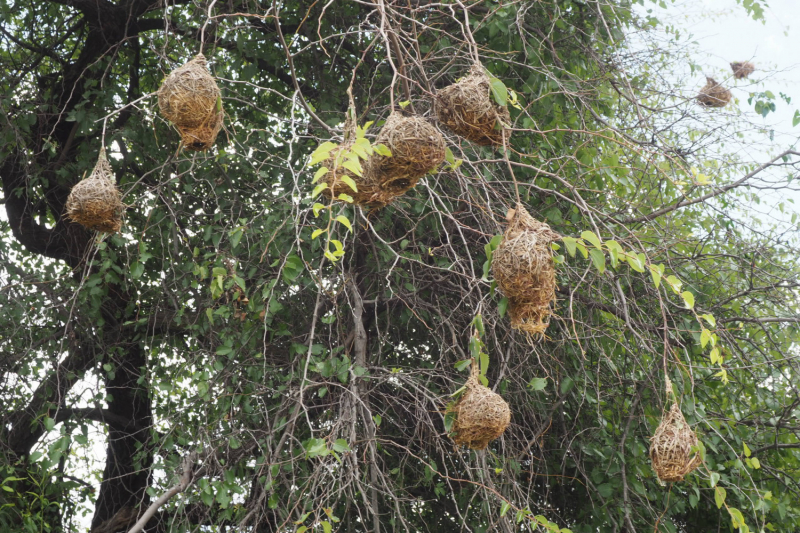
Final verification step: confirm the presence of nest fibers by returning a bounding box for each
[492,206,560,337]
[696,77,731,108]
[158,54,224,151]
[435,64,511,146]
[65,148,124,233]
[731,61,755,80]
[323,112,445,207]
[649,403,702,482]
[448,364,511,450]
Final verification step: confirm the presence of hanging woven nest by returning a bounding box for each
[322,112,445,207]
[730,61,755,80]
[65,148,124,233]
[696,77,731,108]
[435,64,511,146]
[158,54,224,150]
[649,403,702,482]
[492,206,560,336]
[447,364,511,450]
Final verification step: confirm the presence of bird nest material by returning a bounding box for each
[697,77,731,108]
[649,403,702,482]
[435,64,511,146]
[322,112,445,207]
[448,364,511,450]
[492,206,560,336]
[65,148,124,233]
[731,61,755,80]
[158,54,224,150]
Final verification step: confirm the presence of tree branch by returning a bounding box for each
[127,452,198,533]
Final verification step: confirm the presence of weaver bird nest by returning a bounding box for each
[435,64,510,146]
[649,403,702,482]
[697,77,731,108]
[158,54,224,151]
[65,148,124,233]
[730,61,755,80]
[323,112,445,206]
[448,364,511,450]
[492,206,560,337]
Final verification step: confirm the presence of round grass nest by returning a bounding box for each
[730,61,755,80]
[322,112,445,207]
[697,77,731,108]
[448,364,511,450]
[158,54,224,151]
[435,64,510,146]
[649,403,702,482]
[65,148,124,233]
[492,206,560,337]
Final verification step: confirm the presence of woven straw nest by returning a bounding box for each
[697,77,731,108]
[65,148,124,233]
[649,403,702,482]
[448,364,511,450]
[492,206,560,337]
[158,54,224,151]
[435,64,511,146]
[323,112,445,207]
[731,61,755,80]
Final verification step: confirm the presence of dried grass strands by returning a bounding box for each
[65,148,124,233]
[435,64,510,146]
[448,364,511,450]
[158,54,224,150]
[696,77,731,108]
[730,61,755,80]
[649,403,702,482]
[492,206,560,336]
[323,112,445,207]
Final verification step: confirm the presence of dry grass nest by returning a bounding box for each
[731,61,755,80]
[435,64,511,146]
[448,365,511,450]
[697,77,731,108]
[323,112,445,207]
[492,206,560,336]
[158,54,224,151]
[649,403,702,482]
[65,149,124,233]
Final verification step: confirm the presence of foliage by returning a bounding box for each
[2,1,800,532]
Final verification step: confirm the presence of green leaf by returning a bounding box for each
[793,110,800,128]
[321,521,332,533]
[562,236,577,257]
[311,228,325,239]
[500,502,511,517]
[130,261,144,279]
[489,77,508,106]
[682,290,695,309]
[373,143,392,157]
[743,443,751,457]
[455,359,472,371]
[498,296,508,318]
[480,351,489,377]
[700,328,711,348]
[335,215,352,231]
[710,347,721,365]
[339,175,358,192]
[750,457,760,469]
[332,439,350,453]
[312,203,326,217]
[715,486,727,509]
[445,147,455,165]
[580,230,602,249]
[312,182,328,197]
[43,417,55,431]
[649,264,662,289]
[313,166,328,183]
[341,159,363,178]
[589,248,606,274]
[701,313,716,328]
[710,472,720,487]
[310,142,337,165]
[528,377,547,391]
[560,376,574,395]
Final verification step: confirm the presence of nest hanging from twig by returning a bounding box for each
[650,403,702,482]
[492,206,560,336]
[322,112,445,207]
[158,54,224,150]
[448,364,511,450]
[730,61,755,80]
[696,77,731,108]
[65,148,124,233]
[435,64,510,146]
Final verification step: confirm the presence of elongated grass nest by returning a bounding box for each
[697,77,731,108]
[322,112,445,207]
[65,148,124,233]
[448,364,511,450]
[435,64,510,146]
[158,54,224,150]
[650,403,702,482]
[731,61,755,80]
[492,206,560,336]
